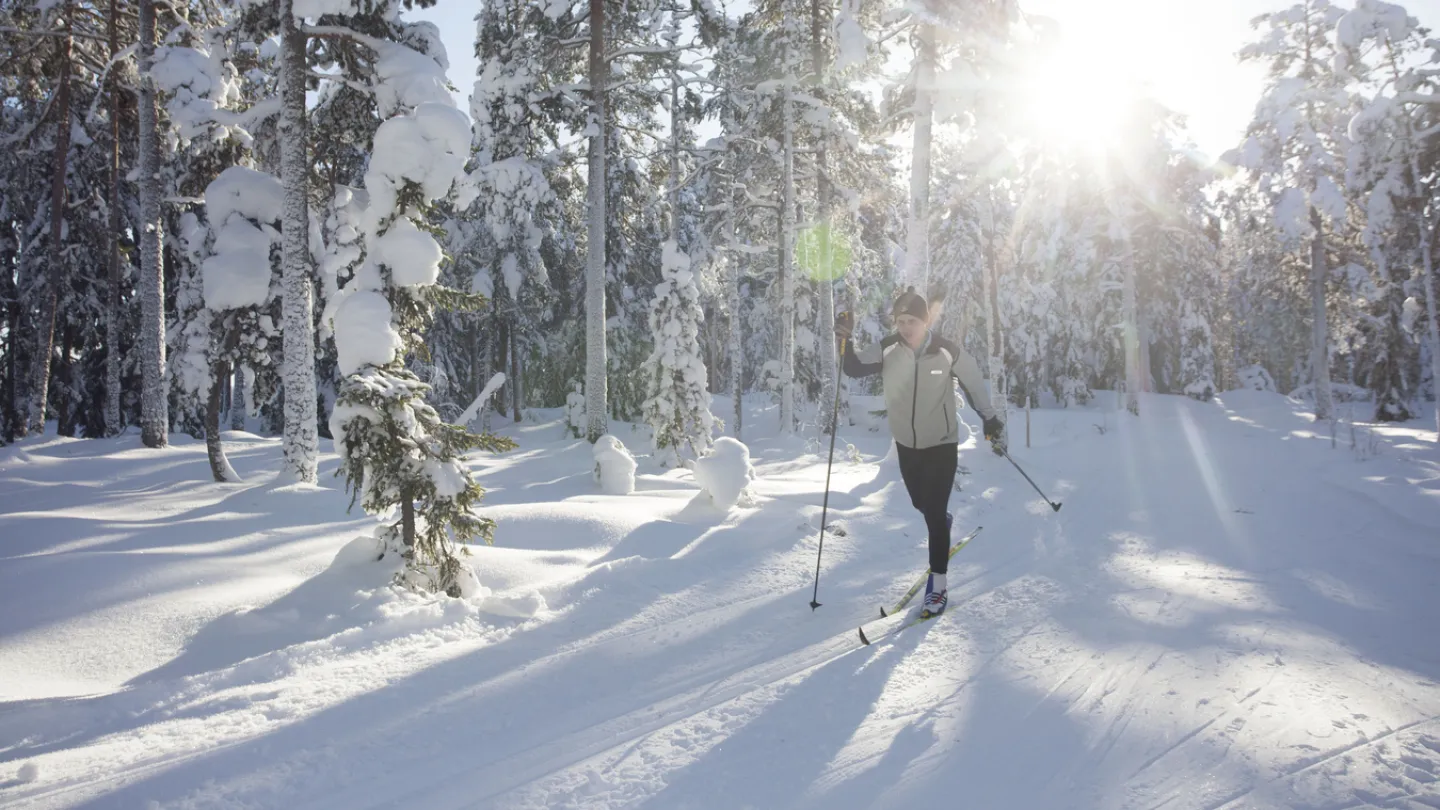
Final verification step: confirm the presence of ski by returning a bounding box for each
[877,525,982,618]
[858,525,982,646]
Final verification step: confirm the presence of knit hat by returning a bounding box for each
[891,287,929,321]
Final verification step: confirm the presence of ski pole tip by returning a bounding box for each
[809,600,822,611]
[1052,502,1062,512]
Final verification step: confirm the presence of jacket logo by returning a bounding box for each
[929,369,943,374]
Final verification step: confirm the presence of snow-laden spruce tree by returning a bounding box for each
[1232,0,1355,421]
[329,98,516,596]
[1338,0,1440,431]
[642,240,715,467]
[173,167,285,482]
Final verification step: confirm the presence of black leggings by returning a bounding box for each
[896,441,957,574]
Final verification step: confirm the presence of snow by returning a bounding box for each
[15,763,39,784]
[691,436,755,509]
[1336,0,1413,51]
[331,290,402,374]
[373,39,456,118]
[4,395,1440,809]
[373,216,442,287]
[1274,186,1313,242]
[291,0,359,18]
[363,103,471,233]
[205,166,284,230]
[593,434,637,495]
[833,0,869,71]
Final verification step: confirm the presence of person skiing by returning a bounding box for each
[834,288,1006,619]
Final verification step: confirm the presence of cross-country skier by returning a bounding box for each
[834,288,1006,619]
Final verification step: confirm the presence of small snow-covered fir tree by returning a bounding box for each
[329,69,515,594]
[642,240,715,467]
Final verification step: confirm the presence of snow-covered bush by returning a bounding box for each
[593,434,637,495]
[692,437,756,510]
[1238,364,1277,392]
[565,384,586,439]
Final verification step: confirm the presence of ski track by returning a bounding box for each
[3,400,1440,809]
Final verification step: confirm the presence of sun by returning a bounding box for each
[1009,13,1150,159]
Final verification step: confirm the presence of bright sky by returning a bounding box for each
[420,0,1440,163]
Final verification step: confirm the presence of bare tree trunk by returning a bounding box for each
[1309,206,1333,421]
[1123,249,1141,415]
[984,193,1006,406]
[28,5,74,437]
[104,0,122,437]
[56,326,75,437]
[229,366,247,430]
[401,497,415,548]
[778,46,796,435]
[279,0,318,481]
[1420,227,1440,439]
[510,327,520,422]
[206,317,240,482]
[138,0,168,447]
[2,256,18,441]
[904,23,935,293]
[728,181,743,440]
[584,0,609,442]
[811,0,837,436]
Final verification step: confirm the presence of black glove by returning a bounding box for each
[983,415,1006,456]
[834,311,854,340]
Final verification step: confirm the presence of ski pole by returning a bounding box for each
[810,337,847,610]
[1001,448,1062,512]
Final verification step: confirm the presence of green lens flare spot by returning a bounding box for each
[796,223,851,282]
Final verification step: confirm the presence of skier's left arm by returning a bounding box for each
[951,348,1006,455]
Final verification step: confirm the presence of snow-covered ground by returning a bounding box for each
[2,391,1439,809]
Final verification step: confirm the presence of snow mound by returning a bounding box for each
[16,762,38,783]
[692,437,755,510]
[593,435,637,495]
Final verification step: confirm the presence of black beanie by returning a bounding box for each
[891,287,928,321]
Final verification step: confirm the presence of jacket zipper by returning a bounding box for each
[911,356,920,447]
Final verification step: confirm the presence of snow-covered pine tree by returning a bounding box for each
[1233,0,1356,421]
[327,19,515,595]
[1338,0,1440,430]
[643,240,715,466]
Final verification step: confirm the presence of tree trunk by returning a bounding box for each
[230,365,247,430]
[278,0,318,481]
[495,319,510,414]
[984,193,1006,406]
[1309,206,1333,421]
[904,23,935,293]
[510,326,520,422]
[584,0,609,442]
[1123,248,1141,415]
[206,317,240,482]
[28,7,74,437]
[811,0,837,436]
[728,177,743,440]
[778,48,796,435]
[2,255,18,441]
[104,0,122,437]
[401,497,416,548]
[1420,228,1440,439]
[56,326,75,437]
[138,0,167,448]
